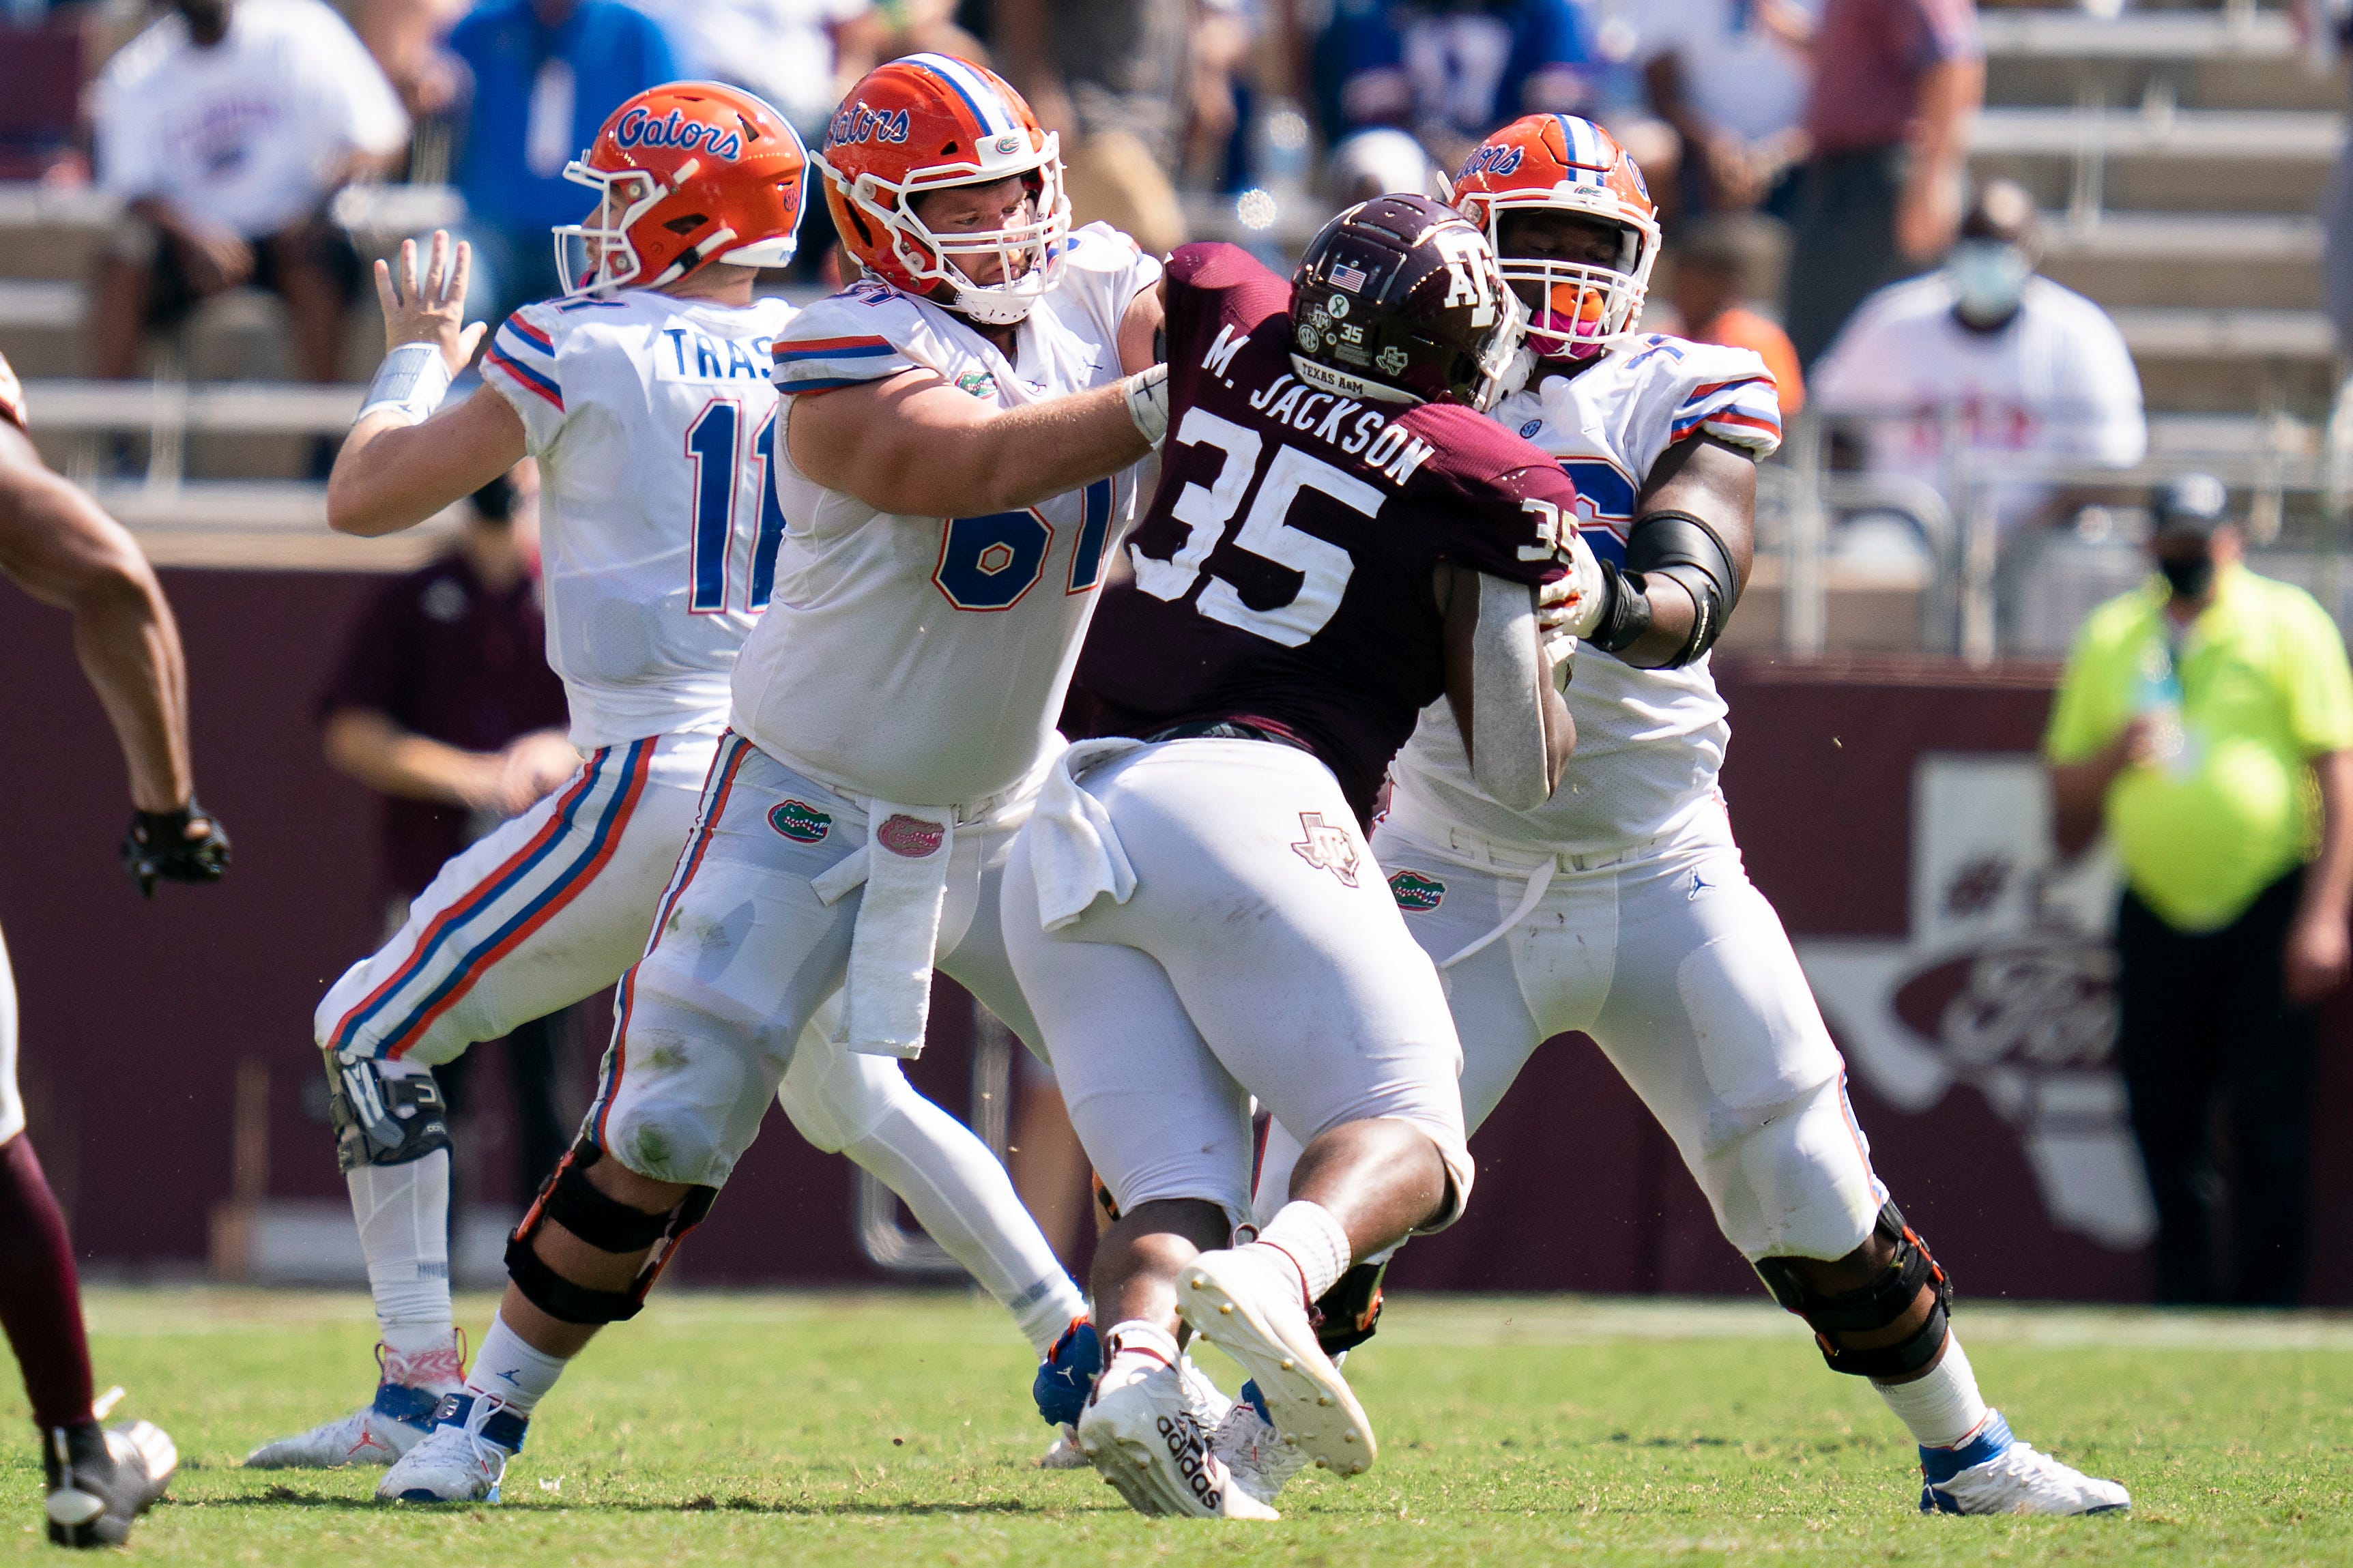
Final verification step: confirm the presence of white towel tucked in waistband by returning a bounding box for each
[1028,738,1146,931]
[811,803,953,1058]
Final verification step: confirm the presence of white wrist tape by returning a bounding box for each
[356,342,455,427]
[1123,364,1169,446]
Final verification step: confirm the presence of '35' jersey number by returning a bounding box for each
[1131,407,1384,648]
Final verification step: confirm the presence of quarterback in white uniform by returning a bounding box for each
[375,56,1170,1503]
[1246,117,2131,1518]
[258,84,1092,1486]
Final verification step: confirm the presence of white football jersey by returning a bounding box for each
[1810,272,2146,532]
[730,223,1160,807]
[481,289,797,751]
[1387,336,1782,856]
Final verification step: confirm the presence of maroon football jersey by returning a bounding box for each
[1075,242,1574,821]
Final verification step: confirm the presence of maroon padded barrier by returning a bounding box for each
[1,579,2345,1302]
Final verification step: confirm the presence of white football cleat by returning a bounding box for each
[1177,1245,1375,1477]
[245,1402,433,1470]
[247,1336,465,1470]
[1213,1381,1310,1506]
[1076,1361,1277,1520]
[1039,1424,1090,1469]
[1920,1412,2130,1516]
[377,1391,528,1503]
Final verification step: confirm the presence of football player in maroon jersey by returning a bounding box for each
[1000,195,1599,1518]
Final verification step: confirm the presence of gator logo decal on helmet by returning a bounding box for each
[1388,869,1447,912]
[768,800,833,843]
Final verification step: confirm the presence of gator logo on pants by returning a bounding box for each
[1290,811,1360,886]
[1387,868,1446,911]
[876,813,946,858]
[768,800,832,843]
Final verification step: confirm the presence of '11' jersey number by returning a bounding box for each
[685,398,789,615]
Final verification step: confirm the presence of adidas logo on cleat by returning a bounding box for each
[1156,1414,1224,1512]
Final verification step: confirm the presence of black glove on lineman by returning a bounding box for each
[121,801,231,897]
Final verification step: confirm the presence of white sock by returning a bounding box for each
[1252,1200,1352,1303]
[1874,1333,1993,1449]
[347,1150,454,1350]
[466,1311,569,1417]
[839,1101,1088,1354]
[1099,1320,1180,1391]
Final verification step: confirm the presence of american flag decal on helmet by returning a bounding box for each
[1329,261,1368,292]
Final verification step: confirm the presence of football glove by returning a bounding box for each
[121,800,230,897]
[1538,527,1607,673]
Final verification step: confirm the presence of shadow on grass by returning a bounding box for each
[181,1485,1093,1518]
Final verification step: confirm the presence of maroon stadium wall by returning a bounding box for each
[3,576,2348,1303]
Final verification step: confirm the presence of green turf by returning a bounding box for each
[3,1288,2348,1564]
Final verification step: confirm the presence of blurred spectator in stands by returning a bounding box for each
[625,1,987,280]
[1781,0,1980,370]
[1322,125,1444,205]
[445,0,676,325]
[2045,474,2353,1306]
[319,469,578,1210]
[87,0,408,387]
[996,0,1213,258]
[1810,181,2143,538]
[358,0,471,120]
[1641,0,1816,220]
[1665,215,1804,417]
[1313,0,1592,182]
[2305,0,2353,358]
[629,0,870,142]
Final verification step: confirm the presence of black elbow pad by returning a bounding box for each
[1625,508,1742,667]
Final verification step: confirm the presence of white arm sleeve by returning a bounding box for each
[1469,571,1555,812]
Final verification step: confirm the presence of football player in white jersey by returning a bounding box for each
[375,55,1170,1503]
[254,83,1097,1487]
[1241,117,2132,1518]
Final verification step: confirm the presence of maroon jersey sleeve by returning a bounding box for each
[1391,403,1576,592]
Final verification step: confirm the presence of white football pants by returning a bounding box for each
[586,734,1045,1191]
[319,730,1070,1321]
[1002,739,1473,1232]
[1256,798,1886,1263]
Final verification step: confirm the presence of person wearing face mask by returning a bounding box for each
[1810,179,2146,546]
[2045,475,2353,1307]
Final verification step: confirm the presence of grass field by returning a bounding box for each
[3,1288,2348,1565]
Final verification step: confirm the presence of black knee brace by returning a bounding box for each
[505,1140,717,1325]
[326,1051,451,1172]
[1752,1202,1953,1380]
[1312,1260,1389,1356]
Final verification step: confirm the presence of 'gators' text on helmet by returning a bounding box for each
[553,81,809,298]
[1452,115,1660,363]
[817,53,1071,327]
[1288,192,1529,413]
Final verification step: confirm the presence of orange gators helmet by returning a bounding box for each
[817,53,1071,326]
[1452,115,1660,363]
[553,82,809,297]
